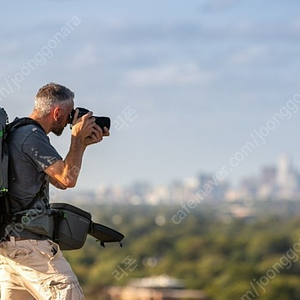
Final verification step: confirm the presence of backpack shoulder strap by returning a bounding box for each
[6,117,45,135]
[6,117,47,212]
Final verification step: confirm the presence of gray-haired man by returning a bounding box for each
[0,83,109,299]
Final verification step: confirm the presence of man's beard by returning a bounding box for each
[53,127,64,136]
[52,119,66,136]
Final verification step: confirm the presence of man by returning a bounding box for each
[0,82,109,299]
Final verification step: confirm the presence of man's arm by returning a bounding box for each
[45,111,108,188]
[50,177,67,190]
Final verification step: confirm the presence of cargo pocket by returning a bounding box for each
[36,240,60,260]
[7,247,32,261]
[47,240,62,260]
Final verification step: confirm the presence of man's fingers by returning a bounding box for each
[103,127,110,136]
[73,109,79,123]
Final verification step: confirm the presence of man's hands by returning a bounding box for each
[45,110,110,189]
[71,109,110,147]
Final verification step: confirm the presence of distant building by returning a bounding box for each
[276,155,300,199]
[197,173,228,202]
[277,154,292,188]
[257,165,278,199]
[261,166,277,185]
[104,275,208,300]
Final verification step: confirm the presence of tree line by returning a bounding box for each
[64,200,300,299]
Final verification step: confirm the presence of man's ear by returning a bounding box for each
[52,106,62,121]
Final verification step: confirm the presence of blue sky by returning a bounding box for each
[1,0,300,191]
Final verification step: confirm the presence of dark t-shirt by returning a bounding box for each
[8,122,62,213]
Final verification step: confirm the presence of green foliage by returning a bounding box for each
[63,201,300,299]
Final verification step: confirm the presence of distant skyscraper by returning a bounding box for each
[261,166,277,185]
[276,154,299,198]
[276,154,291,187]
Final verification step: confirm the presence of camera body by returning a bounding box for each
[69,107,110,131]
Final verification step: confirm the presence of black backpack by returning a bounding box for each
[0,108,10,220]
[0,108,42,226]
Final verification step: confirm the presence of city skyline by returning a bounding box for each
[55,153,300,205]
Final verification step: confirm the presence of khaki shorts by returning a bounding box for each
[0,238,85,300]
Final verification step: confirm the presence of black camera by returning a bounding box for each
[69,107,110,131]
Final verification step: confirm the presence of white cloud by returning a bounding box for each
[229,46,268,64]
[124,63,216,88]
[1,40,21,55]
[70,44,99,69]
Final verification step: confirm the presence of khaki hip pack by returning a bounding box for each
[51,203,124,250]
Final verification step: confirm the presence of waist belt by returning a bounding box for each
[6,236,30,241]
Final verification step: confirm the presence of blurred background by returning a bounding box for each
[2,0,300,299]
